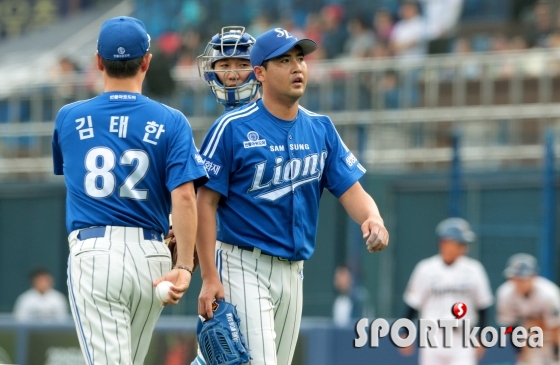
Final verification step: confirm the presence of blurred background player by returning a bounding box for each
[400,217,493,365]
[12,267,69,322]
[332,264,373,327]
[496,253,560,365]
[197,26,260,113]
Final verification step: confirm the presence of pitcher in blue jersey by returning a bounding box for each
[195,28,390,365]
[52,16,208,365]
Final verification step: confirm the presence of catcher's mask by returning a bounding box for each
[197,26,259,108]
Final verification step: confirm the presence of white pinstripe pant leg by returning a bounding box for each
[67,226,171,365]
[217,242,303,365]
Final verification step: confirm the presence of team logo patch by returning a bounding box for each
[243,131,266,148]
[117,47,126,55]
[344,152,357,168]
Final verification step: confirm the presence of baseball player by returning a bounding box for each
[194,27,389,365]
[51,16,208,365]
[197,26,260,113]
[401,217,493,365]
[189,26,261,365]
[496,253,560,365]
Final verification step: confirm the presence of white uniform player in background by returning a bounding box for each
[401,217,494,365]
[496,253,560,365]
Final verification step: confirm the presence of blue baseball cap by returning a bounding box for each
[436,217,476,244]
[504,253,538,278]
[250,28,318,66]
[97,16,151,61]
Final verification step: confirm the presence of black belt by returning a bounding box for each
[77,227,162,242]
[236,245,289,261]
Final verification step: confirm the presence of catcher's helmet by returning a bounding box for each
[197,26,259,108]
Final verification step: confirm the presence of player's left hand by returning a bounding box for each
[153,268,192,306]
[361,220,389,252]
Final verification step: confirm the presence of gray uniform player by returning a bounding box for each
[401,217,493,365]
[496,253,560,365]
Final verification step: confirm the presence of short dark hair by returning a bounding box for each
[261,60,270,69]
[101,56,144,78]
[30,267,52,280]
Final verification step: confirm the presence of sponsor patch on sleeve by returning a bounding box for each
[193,153,205,166]
[343,152,358,169]
[203,159,223,177]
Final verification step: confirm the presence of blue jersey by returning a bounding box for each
[199,99,365,261]
[52,91,208,235]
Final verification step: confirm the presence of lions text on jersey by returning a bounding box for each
[199,98,366,261]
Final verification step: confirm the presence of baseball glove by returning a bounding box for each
[197,300,251,365]
[164,233,199,272]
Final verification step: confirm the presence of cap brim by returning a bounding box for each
[265,38,318,62]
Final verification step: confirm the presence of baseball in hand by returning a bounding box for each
[155,281,173,303]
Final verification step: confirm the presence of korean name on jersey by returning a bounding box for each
[52,92,208,235]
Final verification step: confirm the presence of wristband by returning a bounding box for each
[173,265,193,275]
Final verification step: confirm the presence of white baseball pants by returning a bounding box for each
[216,241,304,365]
[67,226,171,365]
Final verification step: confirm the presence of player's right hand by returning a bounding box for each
[154,268,192,306]
[198,276,225,320]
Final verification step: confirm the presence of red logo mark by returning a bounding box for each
[452,302,467,319]
[504,326,513,334]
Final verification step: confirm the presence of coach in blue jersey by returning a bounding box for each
[52,16,207,365]
[194,28,389,365]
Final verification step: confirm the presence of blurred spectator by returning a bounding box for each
[372,8,395,44]
[418,0,464,54]
[320,3,348,59]
[85,55,104,96]
[390,1,427,63]
[303,13,326,61]
[181,28,203,60]
[378,69,401,109]
[524,0,555,48]
[332,265,372,327]
[488,34,514,78]
[13,267,68,322]
[368,41,392,58]
[179,0,204,30]
[512,0,539,22]
[144,36,178,102]
[453,37,482,79]
[344,16,376,58]
[280,17,305,40]
[48,55,81,102]
[248,13,272,37]
[390,2,425,107]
